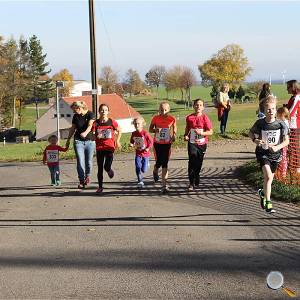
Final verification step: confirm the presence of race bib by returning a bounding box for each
[261,129,280,150]
[155,128,170,142]
[97,128,112,139]
[290,116,297,129]
[190,129,205,144]
[46,150,59,163]
[133,137,145,150]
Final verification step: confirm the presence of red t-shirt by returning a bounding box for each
[92,118,119,151]
[43,145,68,166]
[130,130,153,157]
[185,113,212,145]
[150,114,176,144]
[287,94,300,129]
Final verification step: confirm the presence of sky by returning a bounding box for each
[0,0,299,82]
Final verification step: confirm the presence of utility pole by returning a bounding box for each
[56,81,64,144]
[88,0,98,115]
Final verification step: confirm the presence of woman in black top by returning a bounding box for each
[66,101,95,188]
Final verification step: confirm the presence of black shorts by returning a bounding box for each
[153,143,172,168]
[258,158,279,173]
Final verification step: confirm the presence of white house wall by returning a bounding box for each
[117,118,136,133]
[36,102,73,140]
[70,82,102,97]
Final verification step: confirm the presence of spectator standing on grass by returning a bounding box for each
[285,80,300,175]
[217,83,231,135]
[66,101,95,189]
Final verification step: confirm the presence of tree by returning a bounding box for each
[246,81,265,100]
[28,35,54,119]
[180,67,196,108]
[52,68,74,97]
[198,44,252,88]
[99,66,118,94]
[235,85,245,102]
[124,69,144,96]
[164,66,184,101]
[145,65,165,102]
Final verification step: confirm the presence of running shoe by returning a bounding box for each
[96,188,103,194]
[56,180,61,186]
[137,181,144,188]
[161,186,170,194]
[78,182,85,189]
[84,176,90,186]
[265,200,276,213]
[107,169,114,179]
[153,171,159,182]
[51,181,56,186]
[188,184,194,191]
[258,189,266,209]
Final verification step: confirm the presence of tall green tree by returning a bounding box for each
[198,44,252,88]
[28,35,54,119]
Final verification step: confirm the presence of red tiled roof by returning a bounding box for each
[63,94,140,119]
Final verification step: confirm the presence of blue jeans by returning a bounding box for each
[48,165,60,184]
[220,109,229,134]
[135,156,150,182]
[74,140,95,183]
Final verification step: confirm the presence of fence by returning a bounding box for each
[275,129,300,186]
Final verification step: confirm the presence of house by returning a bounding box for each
[70,80,102,97]
[35,94,140,141]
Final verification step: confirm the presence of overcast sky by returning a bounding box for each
[1,0,299,82]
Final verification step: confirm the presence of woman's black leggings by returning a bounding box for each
[96,150,114,188]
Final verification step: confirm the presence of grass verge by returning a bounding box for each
[238,160,300,204]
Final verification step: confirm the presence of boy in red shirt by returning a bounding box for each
[92,104,122,194]
[43,135,69,186]
[149,102,177,194]
[130,117,153,187]
[184,99,213,190]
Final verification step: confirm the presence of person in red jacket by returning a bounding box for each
[286,80,300,174]
[43,135,69,186]
[92,104,122,194]
[130,117,153,187]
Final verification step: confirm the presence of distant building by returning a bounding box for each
[70,80,102,97]
[35,94,140,141]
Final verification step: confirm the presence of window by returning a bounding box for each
[66,114,71,118]
[54,114,57,118]
[61,114,65,117]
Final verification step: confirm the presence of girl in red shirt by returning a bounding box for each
[149,102,177,194]
[130,117,153,187]
[184,99,213,190]
[43,135,69,186]
[92,104,122,194]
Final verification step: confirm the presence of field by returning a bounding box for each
[0,83,290,162]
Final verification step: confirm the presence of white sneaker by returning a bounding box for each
[137,181,144,188]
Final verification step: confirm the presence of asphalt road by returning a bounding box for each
[0,140,299,299]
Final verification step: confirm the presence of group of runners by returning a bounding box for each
[43,79,300,214]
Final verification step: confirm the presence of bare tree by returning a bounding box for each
[99,66,118,94]
[145,65,166,103]
[124,69,144,97]
[180,67,196,108]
